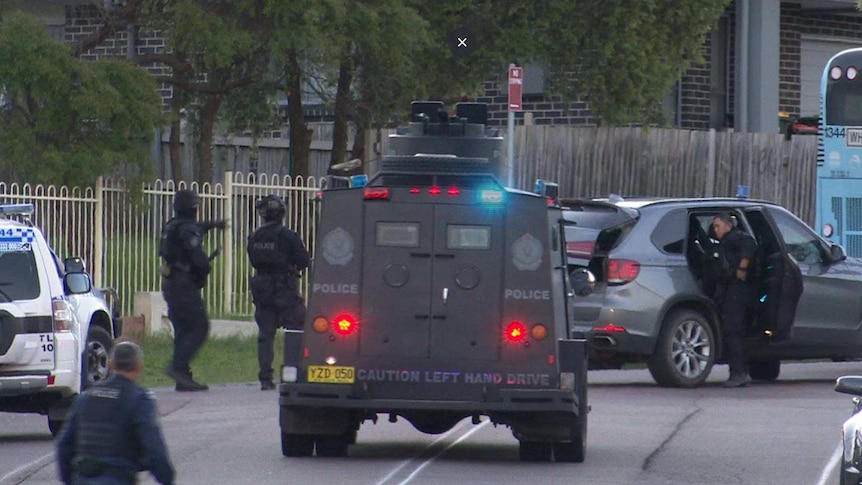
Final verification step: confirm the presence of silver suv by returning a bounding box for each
[563,197,860,388]
[0,204,121,434]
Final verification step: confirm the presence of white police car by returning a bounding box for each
[0,204,120,435]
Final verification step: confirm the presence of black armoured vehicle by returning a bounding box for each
[278,101,590,462]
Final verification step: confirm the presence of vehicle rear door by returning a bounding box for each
[0,243,55,370]
[360,203,433,358]
[428,204,504,361]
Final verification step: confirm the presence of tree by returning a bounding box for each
[541,0,730,125]
[0,11,163,186]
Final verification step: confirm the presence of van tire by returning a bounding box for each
[748,359,780,381]
[519,441,553,462]
[83,326,113,389]
[281,433,314,457]
[315,434,350,457]
[648,309,715,388]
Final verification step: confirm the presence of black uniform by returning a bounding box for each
[56,374,175,485]
[247,219,310,386]
[159,190,220,390]
[714,227,757,379]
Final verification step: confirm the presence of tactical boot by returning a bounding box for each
[166,367,209,392]
[260,380,275,391]
[722,373,752,388]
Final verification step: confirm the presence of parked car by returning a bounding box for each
[562,196,861,388]
[836,376,862,485]
[0,204,121,434]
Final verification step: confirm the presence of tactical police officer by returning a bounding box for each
[56,342,175,485]
[247,195,310,390]
[159,189,224,392]
[711,212,757,388]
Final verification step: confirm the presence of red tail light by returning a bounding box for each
[505,321,527,342]
[594,323,627,333]
[566,241,595,259]
[364,188,389,200]
[333,313,358,335]
[52,299,72,332]
[607,259,640,285]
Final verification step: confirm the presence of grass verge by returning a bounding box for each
[137,330,285,388]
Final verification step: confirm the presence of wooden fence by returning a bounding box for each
[511,126,818,226]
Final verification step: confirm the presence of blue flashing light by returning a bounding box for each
[480,189,504,204]
[736,185,749,199]
[350,174,369,188]
[759,294,767,303]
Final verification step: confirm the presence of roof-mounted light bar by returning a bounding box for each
[0,204,34,217]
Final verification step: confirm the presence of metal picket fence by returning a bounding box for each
[0,172,319,319]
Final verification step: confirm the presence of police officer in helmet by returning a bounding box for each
[159,189,224,392]
[56,342,175,485]
[247,194,310,390]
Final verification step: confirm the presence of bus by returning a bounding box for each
[817,47,862,258]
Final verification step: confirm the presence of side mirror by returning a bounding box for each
[569,267,596,297]
[835,376,862,396]
[64,272,92,295]
[830,244,847,263]
[64,257,86,273]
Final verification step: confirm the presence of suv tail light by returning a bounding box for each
[52,299,73,332]
[607,259,640,285]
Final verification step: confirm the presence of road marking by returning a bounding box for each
[397,420,489,485]
[0,453,53,485]
[816,444,842,485]
[374,420,467,485]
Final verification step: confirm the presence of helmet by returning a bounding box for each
[174,189,200,215]
[256,194,286,222]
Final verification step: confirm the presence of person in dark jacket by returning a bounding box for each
[56,342,175,485]
[159,189,224,391]
[247,194,311,390]
[711,212,757,388]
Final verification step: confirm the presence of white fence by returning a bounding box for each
[0,172,320,318]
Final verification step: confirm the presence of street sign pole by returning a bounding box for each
[507,64,522,188]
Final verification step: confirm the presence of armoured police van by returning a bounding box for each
[279,101,590,462]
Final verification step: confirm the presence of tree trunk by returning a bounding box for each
[286,49,312,179]
[330,54,354,169]
[349,68,372,175]
[196,94,224,184]
[169,86,184,182]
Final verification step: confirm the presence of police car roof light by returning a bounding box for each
[0,203,34,217]
[447,186,460,195]
[480,190,504,204]
[429,186,441,195]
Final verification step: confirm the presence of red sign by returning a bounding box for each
[508,66,523,112]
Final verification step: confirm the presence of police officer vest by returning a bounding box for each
[75,377,138,464]
[159,219,183,265]
[248,224,292,274]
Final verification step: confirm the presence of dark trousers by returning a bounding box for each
[719,283,754,377]
[162,275,210,374]
[254,302,305,382]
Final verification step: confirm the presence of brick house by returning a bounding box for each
[11,0,862,134]
[478,0,862,133]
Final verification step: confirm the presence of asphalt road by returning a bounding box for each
[1,361,858,485]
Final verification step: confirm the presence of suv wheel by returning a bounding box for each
[84,327,113,388]
[647,309,715,388]
[281,433,314,457]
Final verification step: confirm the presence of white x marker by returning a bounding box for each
[458,37,468,47]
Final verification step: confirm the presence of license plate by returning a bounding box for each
[307,365,355,384]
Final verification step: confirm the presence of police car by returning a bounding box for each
[279,102,591,462]
[0,204,120,435]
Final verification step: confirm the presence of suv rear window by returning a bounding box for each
[0,251,40,301]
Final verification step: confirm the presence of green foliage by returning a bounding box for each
[137,330,283,388]
[0,12,164,186]
[543,0,731,125]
